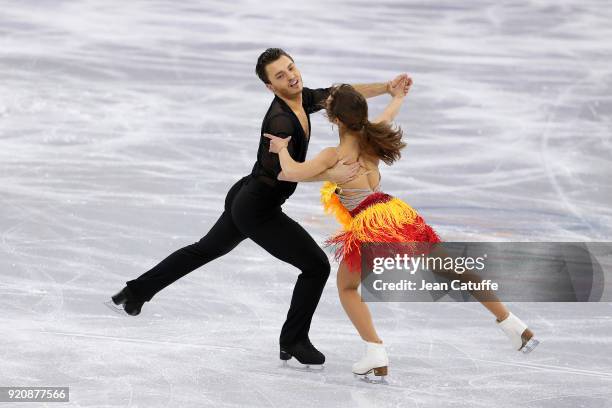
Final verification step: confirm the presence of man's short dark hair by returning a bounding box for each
[255,48,294,84]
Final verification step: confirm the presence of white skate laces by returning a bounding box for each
[352,341,389,378]
[496,312,540,354]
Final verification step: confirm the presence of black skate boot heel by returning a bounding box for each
[279,338,325,366]
[111,288,129,306]
[123,301,143,316]
[107,287,144,316]
[279,350,292,361]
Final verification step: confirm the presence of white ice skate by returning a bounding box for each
[497,312,540,354]
[352,341,389,382]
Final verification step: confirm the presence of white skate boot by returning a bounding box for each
[352,341,389,382]
[497,312,539,354]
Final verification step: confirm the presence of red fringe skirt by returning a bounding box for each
[321,182,442,273]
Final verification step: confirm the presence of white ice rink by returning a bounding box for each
[1,1,612,407]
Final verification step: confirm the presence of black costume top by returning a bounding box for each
[250,87,331,198]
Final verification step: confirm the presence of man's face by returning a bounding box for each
[264,55,303,98]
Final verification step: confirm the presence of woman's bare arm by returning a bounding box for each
[279,169,328,182]
[276,146,339,182]
[264,132,339,181]
[372,94,406,124]
[372,76,412,123]
[352,73,410,99]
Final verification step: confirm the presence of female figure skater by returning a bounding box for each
[264,78,539,379]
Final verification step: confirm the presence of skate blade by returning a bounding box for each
[521,338,540,354]
[104,300,126,315]
[354,372,389,385]
[353,366,389,384]
[280,360,324,372]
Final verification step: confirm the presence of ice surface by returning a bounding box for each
[1,1,611,407]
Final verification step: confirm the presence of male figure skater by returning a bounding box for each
[110,48,405,365]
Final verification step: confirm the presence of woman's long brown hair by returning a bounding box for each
[325,84,406,165]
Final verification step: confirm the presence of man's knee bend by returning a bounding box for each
[299,255,330,280]
[323,259,331,278]
[311,255,331,281]
[320,267,331,283]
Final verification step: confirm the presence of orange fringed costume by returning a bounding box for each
[320,181,442,273]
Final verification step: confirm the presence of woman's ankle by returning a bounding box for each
[496,311,510,323]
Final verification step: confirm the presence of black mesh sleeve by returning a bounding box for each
[302,87,331,114]
[260,113,297,177]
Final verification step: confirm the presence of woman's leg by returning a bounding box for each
[428,247,534,345]
[482,301,509,321]
[336,261,382,344]
[426,246,510,320]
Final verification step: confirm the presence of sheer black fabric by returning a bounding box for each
[250,87,330,197]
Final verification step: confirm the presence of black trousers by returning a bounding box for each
[126,175,331,347]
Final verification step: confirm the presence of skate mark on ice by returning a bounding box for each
[35,329,250,352]
[456,355,612,380]
[280,360,325,373]
[539,72,600,237]
[522,391,612,406]
[249,365,411,392]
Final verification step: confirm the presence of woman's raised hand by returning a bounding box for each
[388,74,413,98]
[263,133,292,154]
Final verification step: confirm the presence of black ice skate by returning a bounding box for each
[280,338,325,367]
[105,286,144,316]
